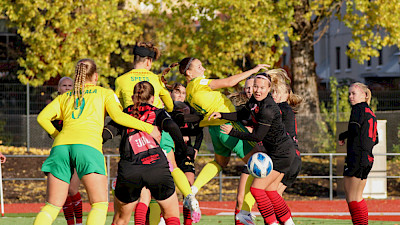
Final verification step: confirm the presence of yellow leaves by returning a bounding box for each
[0,145,51,155]
[2,0,143,86]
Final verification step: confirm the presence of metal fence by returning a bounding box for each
[1,152,400,202]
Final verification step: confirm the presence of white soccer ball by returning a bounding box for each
[247,152,273,178]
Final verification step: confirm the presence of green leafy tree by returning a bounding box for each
[141,0,293,81]
[142,0,400,116]
[0,0,143,86]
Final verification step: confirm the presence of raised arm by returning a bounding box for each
[208,64,269,90]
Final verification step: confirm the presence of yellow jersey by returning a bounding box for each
[37,84,154,153]
[186,77,236,127]
[115,69,173,112]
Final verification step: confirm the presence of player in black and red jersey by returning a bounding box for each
[103,81,193,225]
[209,71,296,225]
[339,82,378,225]
[271,81,303,196]
[169,82,204,225]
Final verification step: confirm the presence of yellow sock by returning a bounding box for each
[149,200,162,225]
[34,202,61,225]
[172,168,192,197]
[192,161,222,192]
[87,202,108,225]
[241,175,255,212]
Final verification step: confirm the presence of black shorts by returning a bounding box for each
[115,159,175,203]
[178,157,195,174]
[281,150,301,187]
[264,139,296,174]
[343,160,373,180]
[241,164,250,175]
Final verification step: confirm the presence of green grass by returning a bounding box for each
[0,213,399,225]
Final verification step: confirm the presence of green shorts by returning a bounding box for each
[42,144,107,183]
[208,122,256,158]
[160,131,174,154]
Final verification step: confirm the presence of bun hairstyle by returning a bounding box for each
[73,59,97,108]
[131,81,155,119]
[351,82,372,105]
[161,57,196,86]
[133,41,161,65]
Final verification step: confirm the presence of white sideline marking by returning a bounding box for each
[217,212,400,216]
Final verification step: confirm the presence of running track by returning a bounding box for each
[3,199,400,221]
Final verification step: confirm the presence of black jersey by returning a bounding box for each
[339,102,378,163]
[103,103,187,164]
[221,93,290,149]
[278,102,298,147]
[171,101,204,150]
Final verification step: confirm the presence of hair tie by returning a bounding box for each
[134,46,156,59]
[183,58,194,74]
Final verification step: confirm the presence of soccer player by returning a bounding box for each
[103,81,187,225]
[227,76,256,225]
[114,41,173,112]
[170,83,204,225]
[162,58,269,199]
[35,59,160,225]
[209,72,296,225]
[339,82,378,225]
[52,76,84,225]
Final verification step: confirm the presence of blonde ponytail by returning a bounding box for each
[351,82,371,105]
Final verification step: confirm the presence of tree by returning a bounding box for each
[0,0,143,86]
[142,0,293,81]
[143,0,400,116]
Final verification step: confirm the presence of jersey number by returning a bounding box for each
[368,118,377,142]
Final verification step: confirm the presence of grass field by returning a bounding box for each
[1,213,399,225]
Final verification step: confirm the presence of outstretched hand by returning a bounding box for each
[220,124,233,135]
[208,112,222,121]
[253,64,270,73]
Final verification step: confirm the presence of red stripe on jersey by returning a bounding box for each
[365,108,376,117]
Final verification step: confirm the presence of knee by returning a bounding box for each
[114,218,129,225]
[215,159,229,168]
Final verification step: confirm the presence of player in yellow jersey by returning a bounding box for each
[163,58,269,199]
[34,59,160,225]
[115,41,173,112]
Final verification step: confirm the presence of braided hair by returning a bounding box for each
[161,57,195,86]
[73,59,96,108]
[131,81,155,119]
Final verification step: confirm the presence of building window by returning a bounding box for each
[336,47,341,70]
[378,49,383,65]
[367,58,371,67]
[346,46,351,69]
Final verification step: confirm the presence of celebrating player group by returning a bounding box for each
[35,41,378,225]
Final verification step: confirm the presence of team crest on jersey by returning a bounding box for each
[251,104,259,113]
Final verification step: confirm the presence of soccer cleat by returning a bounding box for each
[183,194,201,223]
[235,210,256,225]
